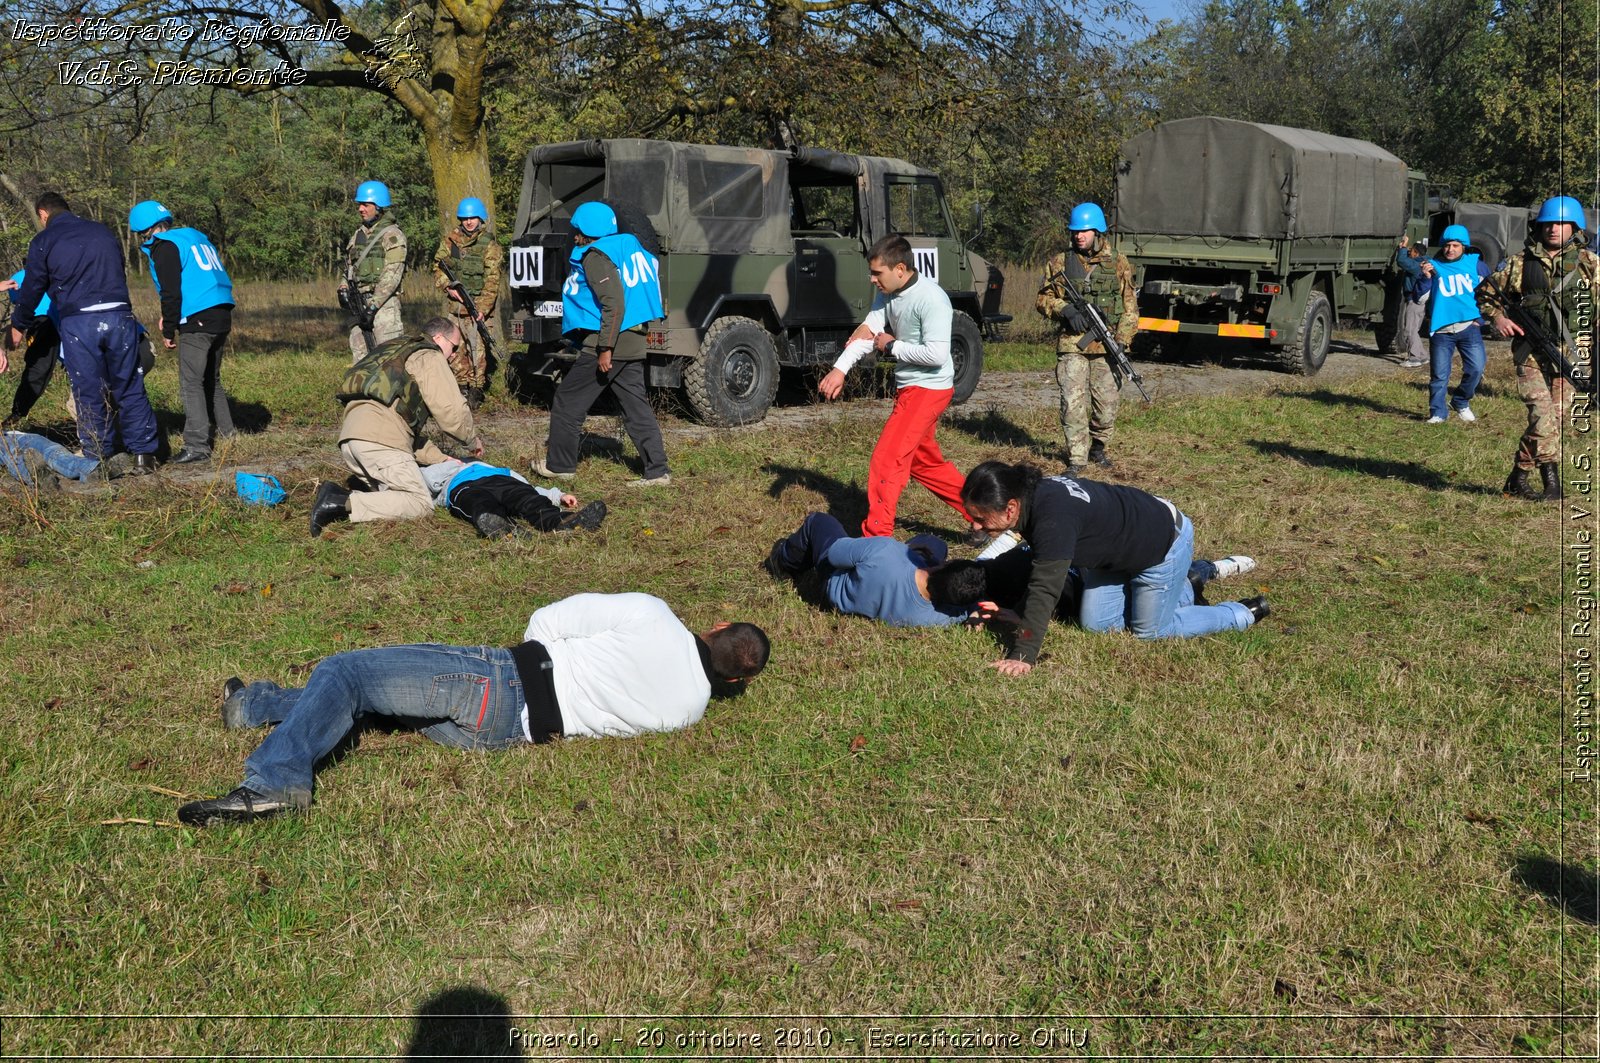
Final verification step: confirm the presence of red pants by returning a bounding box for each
[863,385,971,537]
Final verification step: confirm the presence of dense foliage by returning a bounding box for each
[0,0,1591,276]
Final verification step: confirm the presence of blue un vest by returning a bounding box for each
[9,269,50,321]
[141,228,234,322]
[561,234,663,335]
[1428,254,1482,332]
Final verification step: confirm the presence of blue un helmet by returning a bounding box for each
[457,197,487,222]
[571,201,618,238]
[1068,202,1108,233]
[1535,195,1587,226]
[128,200,174,233]
[354,181,392,208]
[1441,224,1471,246]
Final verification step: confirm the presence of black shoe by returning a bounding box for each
[170,447,211,465]
[473,511,515,539]
[178,786,299,827]
[463,385,485,410]
[221,677,250,730]
[1065,463,1086,476]
[556,500,607,532]
[1504,465,1542,501]
[1239,595,1271,623]
[1088,440,1112,467]
[1189,576,1209,607]
[124,453,158,476]
[764,538,794,578]
[1540,462,1563,501]
[309,480,351,537]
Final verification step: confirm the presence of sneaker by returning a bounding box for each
[1425,415,1447,424]
[1209,555,1257,580]
[556,500,607,532]
[473,512,516,540]
[976,530,1025,560]
[764,538,793,578]
[626,474,671,487]
[1454,406,1477,423]
[177,786,302,827]
[220,677,251,730]
[528,458,575,481]
[1399,357,1425,368]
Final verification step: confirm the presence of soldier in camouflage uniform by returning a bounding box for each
[432,197,503,408]
[340,180,407,364]
[1477,195,1598,502]
[1036,202,1138,472]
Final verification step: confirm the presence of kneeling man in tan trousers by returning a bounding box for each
[310,316,482,536]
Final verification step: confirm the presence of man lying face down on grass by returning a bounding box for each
[178,593,770,827]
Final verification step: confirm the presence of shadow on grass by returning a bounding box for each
[1247,440,1502,496]
[946,408,1047,450]
[1277,388,1416,418]
[1513,854,1599,924]
[403,985,525,1060]
[762,463,970,546]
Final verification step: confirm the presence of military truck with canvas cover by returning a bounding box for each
[1114,117,1430,374]
[505,139,1005,426]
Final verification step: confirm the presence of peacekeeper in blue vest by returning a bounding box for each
[4,191,158,475]
[531,201,670,487]
[129,200,237,464]
[2,268,61,428]
[1418,224,1492,424]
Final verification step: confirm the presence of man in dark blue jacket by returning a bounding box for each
[6,192,158,472]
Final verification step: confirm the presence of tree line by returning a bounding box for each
[0,0,1591,279]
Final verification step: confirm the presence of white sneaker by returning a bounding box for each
[1210,555,1257,580]
[976,530,1025,560]
[1455,406,1477,423]
[627,474,671,487]
[1399,358,1425,368]
[1425,415,1447,424]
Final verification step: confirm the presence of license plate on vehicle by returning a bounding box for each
[533,300,563,318]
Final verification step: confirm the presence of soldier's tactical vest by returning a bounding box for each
[348,222,401,290]
[562,234,664,335]
[446,229,488,294]
[337,336,431,436]
[140,227,234,322]
[1065,246,1124,326]
[1522,244,1591,343]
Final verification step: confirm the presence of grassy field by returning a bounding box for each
[0,280,1593,1059]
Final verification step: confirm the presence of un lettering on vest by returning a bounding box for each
[190,243,222,271]
[1436,272,1478,298]
[618,251,659,290]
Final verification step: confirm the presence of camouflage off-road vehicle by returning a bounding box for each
[505,139,1008,426]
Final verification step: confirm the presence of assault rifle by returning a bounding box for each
[1045,265,1151,402]
[437,261,500,363]
[1482,274,1595,395]
[338,282,376,331]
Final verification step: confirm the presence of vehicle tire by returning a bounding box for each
[1279,289,1331,375]
[611,203,662,257]
[683,316,780,426]
[950,313,984,405]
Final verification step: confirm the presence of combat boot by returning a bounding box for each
[1539,462,1563,501]
[1503,465,1542,501]
[309,481,352,537]
[1088,440,1112,468]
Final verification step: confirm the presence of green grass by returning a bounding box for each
[0,300,1592,1057]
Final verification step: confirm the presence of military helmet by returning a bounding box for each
[355,181,392,208]
[572,201,618,238]
[1441,224,1471,246]
[1068,202,1108,233]
[457,197,487,221]
[128,200,173,233]
[1535,195,1587,226]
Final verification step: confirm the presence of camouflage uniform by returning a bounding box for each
[344,218,408,363]
[1478,237,1598,474]
[1036,238,1138,466]
[432,225,504,391]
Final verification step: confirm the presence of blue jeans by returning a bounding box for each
[0,431,100,482]
[239,645,530,801]
[56,310,158,459]
[1078,515,1252,638]
[1428,323,1485,420]
[774,512,947,575]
